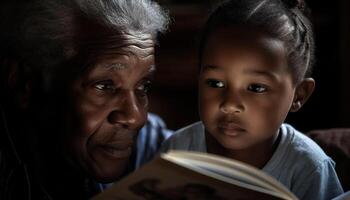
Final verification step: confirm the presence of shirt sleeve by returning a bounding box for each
[134,113,174,168]
[292,158,344,200]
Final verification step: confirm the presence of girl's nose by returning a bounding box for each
[219,91,244,114]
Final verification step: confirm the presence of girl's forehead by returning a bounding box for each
[203,27,289,73]
[207,26,286,55]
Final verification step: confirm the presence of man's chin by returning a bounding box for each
[93,171,127,183]
[91,161,130,183]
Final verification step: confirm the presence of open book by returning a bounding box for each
[92,150,298,200]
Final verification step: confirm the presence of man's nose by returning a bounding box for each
[219,90,244,114]
[107,91,146,129]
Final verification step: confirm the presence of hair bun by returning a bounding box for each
[281,0,306,11]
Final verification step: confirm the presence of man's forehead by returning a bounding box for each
[94,51,155,73]
[113,31,155,57]
[105,63,129,70]
[83,31,155,58]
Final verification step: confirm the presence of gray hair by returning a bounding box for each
[77,0,168,36]
[0,0,169,95]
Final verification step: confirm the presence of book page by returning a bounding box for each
[93,152,297,200]
[163,153,295,199]
[166,151,297,199]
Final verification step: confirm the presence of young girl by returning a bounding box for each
[161,0,344,199]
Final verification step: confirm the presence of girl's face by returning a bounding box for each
[199,27,296,151]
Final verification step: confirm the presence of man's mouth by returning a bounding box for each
[97,142,133,159]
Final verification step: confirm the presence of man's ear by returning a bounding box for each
[290,78,315,112]
[2,58,32,109]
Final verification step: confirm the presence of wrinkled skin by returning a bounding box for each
[63,31,156,182]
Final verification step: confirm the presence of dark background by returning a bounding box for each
[150,0,350,132]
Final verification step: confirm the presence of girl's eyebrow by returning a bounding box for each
[243,69,278,81]
[201,64,278,81]
[202,64,222,71]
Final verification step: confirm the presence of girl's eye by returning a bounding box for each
[247,84,268,93]
[136,80,152,95]
[205,79,225,88]
[94,80,116,91]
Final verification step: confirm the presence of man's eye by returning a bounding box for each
[247,84,268,93]
[205,79,225,88]
[136,81,152,95]
[94,80,115,91]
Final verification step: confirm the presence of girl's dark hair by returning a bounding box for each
[199,0,314,83]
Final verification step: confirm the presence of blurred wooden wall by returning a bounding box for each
[151,0,350,131]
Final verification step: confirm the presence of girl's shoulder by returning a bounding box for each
[161,121,206,152]
[280,123,332,167]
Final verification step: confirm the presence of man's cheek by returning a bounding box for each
[74,102,108,136]
[78,116,104,137]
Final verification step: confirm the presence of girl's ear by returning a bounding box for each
[290,78,315,112]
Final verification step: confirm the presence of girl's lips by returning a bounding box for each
[218,123,246,136]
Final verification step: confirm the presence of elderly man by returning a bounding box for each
[0,0,169,199]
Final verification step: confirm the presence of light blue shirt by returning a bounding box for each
[161,122,344,200]
[135,113,174,168]
[95,113,173,195]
